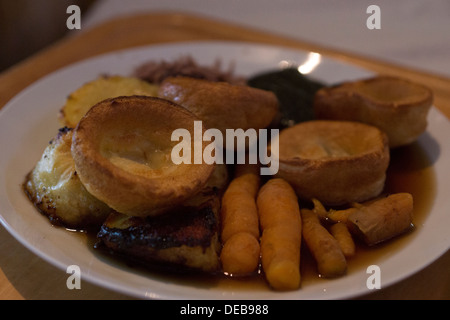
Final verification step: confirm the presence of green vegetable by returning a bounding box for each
[247,68,325,128]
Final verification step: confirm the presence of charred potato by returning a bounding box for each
[97,189,222,273]
[24,128,111,230]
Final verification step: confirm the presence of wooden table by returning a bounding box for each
[1,12,449,300]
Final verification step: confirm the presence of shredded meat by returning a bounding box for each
[133,56,245,85]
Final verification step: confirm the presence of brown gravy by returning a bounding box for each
[80,140,436,292]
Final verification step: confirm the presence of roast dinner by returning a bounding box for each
[23,55,433,291]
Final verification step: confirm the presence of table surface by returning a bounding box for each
[0,12,449,300]
[83,0,450,79]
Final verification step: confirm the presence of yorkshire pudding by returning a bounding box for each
[314,76,433,148]
[71,96,215,217]
[273,120,390,206]
[158,76,279,135]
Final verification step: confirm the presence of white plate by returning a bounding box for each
[1,41,449,300]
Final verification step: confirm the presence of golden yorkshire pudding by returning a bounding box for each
[314,76,433,148]
[273,120,390,206]
[71,96,215,217]
[157,76,279,135]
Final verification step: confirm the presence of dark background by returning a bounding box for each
[0,0,97,72]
